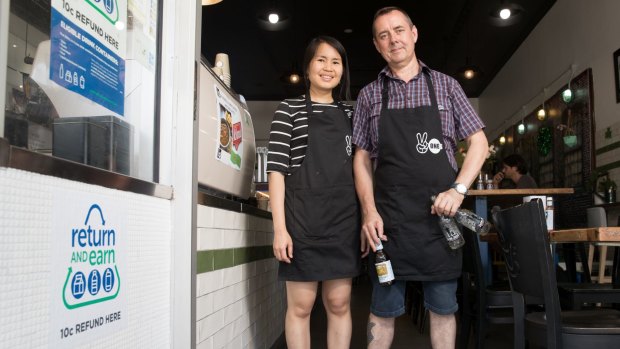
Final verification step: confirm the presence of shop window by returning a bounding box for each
[3,0,161,182]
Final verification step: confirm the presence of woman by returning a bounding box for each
[267,36,360,349]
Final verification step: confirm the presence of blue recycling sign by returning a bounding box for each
[50,6,125,115]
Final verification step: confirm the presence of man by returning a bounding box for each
[352,7,488,349]
[493,154,538,188]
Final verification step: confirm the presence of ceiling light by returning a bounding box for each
[537,107,546,121]
[268,13,279,24]
[257,5,290,31]
[289,73,300,84]
[344,28,353,34]
[499,8,511,19]
[12,44,17,48]
[562,64,576,104]
[562,88,573,103]
[458,64,481,80]
[517,122,526,135]
[499,135,506,145]
[489,2,524,26]
[281,62,302,85]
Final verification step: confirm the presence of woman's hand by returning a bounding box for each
[273,229,293,263]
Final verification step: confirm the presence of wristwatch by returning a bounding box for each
[451,182,468,196]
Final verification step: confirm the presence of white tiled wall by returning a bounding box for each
[196,206,285,349]
[0,168,172,348]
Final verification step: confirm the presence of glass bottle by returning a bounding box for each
[454,208,491,235]
[430,195,491,235]
[476,173,485,190]
[438,215,466,249]
[374,240,395,286]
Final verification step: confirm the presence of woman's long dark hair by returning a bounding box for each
[302,36,351,101]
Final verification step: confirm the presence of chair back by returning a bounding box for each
[492,200,563,348]
[586,207,607,228]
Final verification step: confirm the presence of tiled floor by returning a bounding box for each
[307,276,513,349]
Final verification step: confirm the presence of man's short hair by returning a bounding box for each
[372,6,414,37]
[503,154,528,175]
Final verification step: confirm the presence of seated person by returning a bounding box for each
[493,154,538,189]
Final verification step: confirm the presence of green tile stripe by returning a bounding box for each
[596,140,620,156]
[197,245,273,274]
[596,160,620,174]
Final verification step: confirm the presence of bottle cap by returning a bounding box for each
[375,240,384,250]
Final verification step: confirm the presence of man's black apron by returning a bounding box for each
[373,73,461,281]
[279,98,361,281]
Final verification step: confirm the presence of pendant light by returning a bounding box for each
[517,120,526,134]
[281,61,302,85]
[562,64,576,104]
[458,22,481,80]
[537,88,548,121]
[499,134,506,145]
[23,23,33,65]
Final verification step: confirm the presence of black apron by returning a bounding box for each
[279,98,361,281]
[372,73,461,281]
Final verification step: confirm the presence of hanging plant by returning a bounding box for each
[537,127,552,156]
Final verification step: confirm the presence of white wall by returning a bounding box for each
[479,0,620,139]
[0,168,172,348]
[196,205,285,349]
[247,101,281,148]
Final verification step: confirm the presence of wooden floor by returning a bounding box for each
[306,276,514,349]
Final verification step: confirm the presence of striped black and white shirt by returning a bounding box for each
[266,95,354,175]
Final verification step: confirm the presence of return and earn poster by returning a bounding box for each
[50,0,127,116]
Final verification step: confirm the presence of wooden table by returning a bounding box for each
[549,227,620,244]
[466,188,574,283]
[482,227,620,284]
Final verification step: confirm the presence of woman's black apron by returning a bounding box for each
[279,98,361,281]
[372,73,461,281]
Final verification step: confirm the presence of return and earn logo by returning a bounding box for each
[62,204,121,309]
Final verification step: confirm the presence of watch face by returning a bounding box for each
[454,183,467,194]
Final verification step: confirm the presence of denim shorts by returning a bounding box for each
[370,278,459,317]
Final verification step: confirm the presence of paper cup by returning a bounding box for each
[215,53,230,76]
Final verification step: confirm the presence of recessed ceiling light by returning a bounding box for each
[344,28,353,34]
[499,8,511,19]
[12,44,17,48]
[257,8,290,31]
[268,13,279,24]
[489,2,524,26]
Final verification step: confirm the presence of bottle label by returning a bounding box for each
[375,261,395,283]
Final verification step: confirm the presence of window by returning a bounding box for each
[2,0,161,182]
